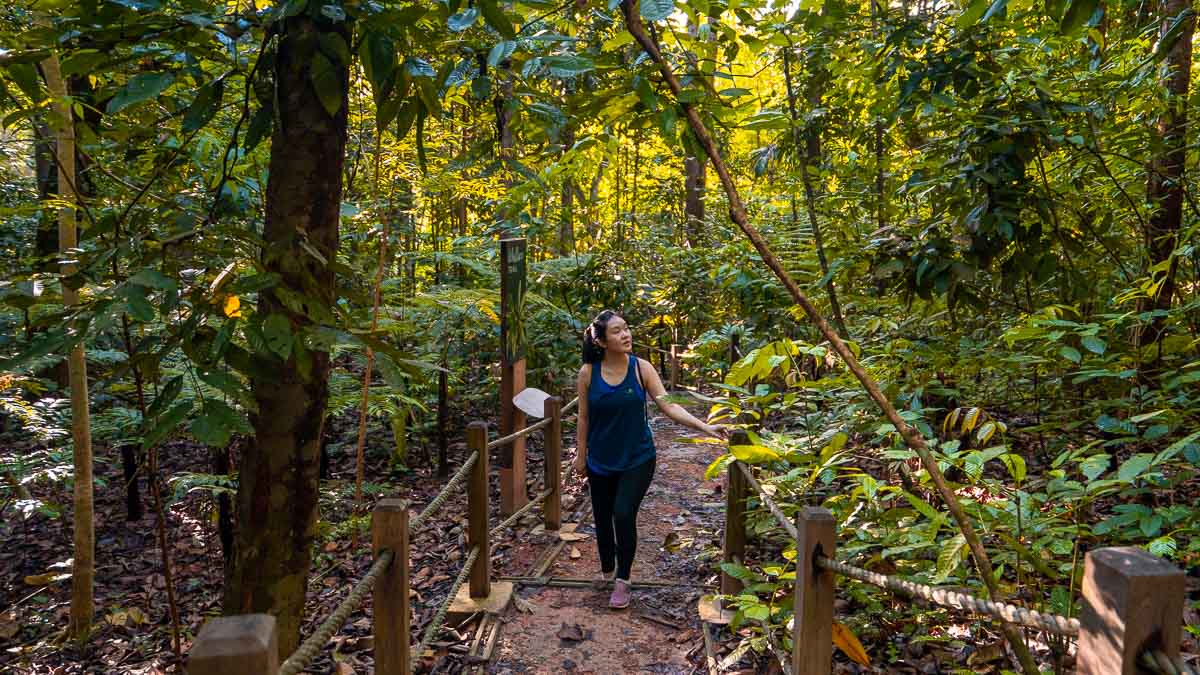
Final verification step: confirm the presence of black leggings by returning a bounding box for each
[587,458,656,581]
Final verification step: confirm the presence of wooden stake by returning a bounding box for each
[793,507,835,675]
[1077,546,1185,675]
[543,396,562,531]
[467,421,491,598]
[373,499,410,675]
[721,432,749,596]
[190,614,279,674]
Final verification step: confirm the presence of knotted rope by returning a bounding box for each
[410,451,478,532]
[490,488,553,538]
[279,549,395,675]
[1141,649,1200,675]
[814,556,1080,636]
[411,545,481,669]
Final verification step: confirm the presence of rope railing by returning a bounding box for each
[737,462,798,540]
[410,451,478,532]
[491,488,553,538]
[487,417,551,449]
[736,460,1078,636]
[411,545,481,669]
[279,549,396,675]
[1141,649,1200,675]
[813,556,1080,636]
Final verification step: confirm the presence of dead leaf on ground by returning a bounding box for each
[832,620,870,666]
[556,622,585,642]
[569,546,581,559]
[513,596,538,614]
[559,531,588,542]
[23,572,70,586]
[0,615,19,640]
[334,662,355,675]
[696,595,734,625]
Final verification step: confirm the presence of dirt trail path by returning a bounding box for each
[485,410,727,674]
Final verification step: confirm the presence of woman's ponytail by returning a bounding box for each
[581,309,617,363]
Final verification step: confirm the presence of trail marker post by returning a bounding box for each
[499,238,528,515]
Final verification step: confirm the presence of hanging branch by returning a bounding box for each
[617,4,1037,673]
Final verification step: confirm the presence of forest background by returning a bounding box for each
[0,0,1197,672]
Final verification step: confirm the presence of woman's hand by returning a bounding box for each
[701,423,729,441]
[573,450,588,477]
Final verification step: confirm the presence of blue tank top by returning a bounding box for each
[586,354,656,475]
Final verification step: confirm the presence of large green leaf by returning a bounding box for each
[640,0,675,22]
[1059,0,1098,35]
[262,314,294,359]
[182,77,225,133]
[360,31,397,93]
[448,7,479,31]
[309,51,343,117]
[479,0,516,39]
[107,72,175,113]
[730,444,780,464]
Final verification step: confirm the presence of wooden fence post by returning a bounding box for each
[467,421,491,598]
[793,507,835,675]
[721,431,749,596]
[669,344,680,390]
[1077,546,1185,675]
[373,499,410,675]
[189,614,279,674]
[543,396,562,532]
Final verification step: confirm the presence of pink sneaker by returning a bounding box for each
[609,579,631,609]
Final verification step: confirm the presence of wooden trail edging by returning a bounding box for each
[722,430,1193,675]
[188,396,572,675]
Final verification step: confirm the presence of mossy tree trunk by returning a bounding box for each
[223,14,349,657]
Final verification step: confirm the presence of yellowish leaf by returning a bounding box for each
[962,407,982,433]
[222,294,242,318]
[23,572,70,586]
[832,621,870,666]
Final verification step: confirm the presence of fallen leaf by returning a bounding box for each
[513,595,538,614]
[832,620,870,666]
[334,663,354,675]
[23,572,70,586]
[0,614,19,640]
[569,546,581,559]
[559,532,588,542]
[556,622,585,642]
[662,532,680,552]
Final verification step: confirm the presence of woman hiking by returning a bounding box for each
[574,309,725,609]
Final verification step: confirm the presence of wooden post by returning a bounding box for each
[793,507,836,675]
[721,431,749,596]
[189,614,279,674]
[467,421,491,598]
[373,499,410,675]
[669,344,680,390]
[543,396,562,531]
[1077,546,1185,675]
[499,238,528,515]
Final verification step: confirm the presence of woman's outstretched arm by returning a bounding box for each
[573,364,591,475]
[638,358,726,439]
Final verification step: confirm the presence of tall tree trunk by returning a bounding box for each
[42,51,94,646]
[783,46,848,339]
[683,154,705,247]
[224,14,349,656]
[559,124,576,255]
[1137,0,1193,364]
